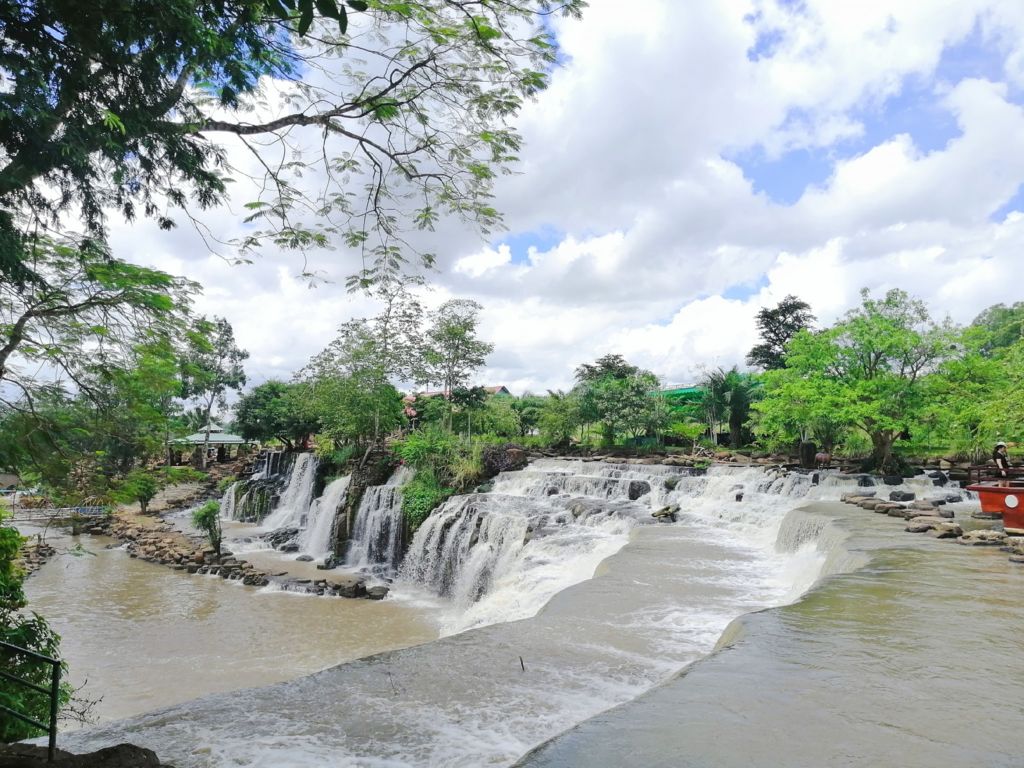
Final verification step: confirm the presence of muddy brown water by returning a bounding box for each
[20,528,438,724]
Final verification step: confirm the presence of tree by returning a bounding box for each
[746,295,815,370]
[1,0,585,285]
[537,390,581,447]
[574,355,663,446]
[971,302,1024,355]
[192,500,223,558]
[234,380,319,449]
[1,511,71,742]
[699,366,762,449]
[756,289,956,473]
[0,239,196,408]
[511,393,545,437]
[179,317,248,468]
[418,299,494,429]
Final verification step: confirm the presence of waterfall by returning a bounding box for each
[298,475,351,559]
[261,453,318,530]
[219,482,238,520]
[345,465,415,571]
[399,459,949,633]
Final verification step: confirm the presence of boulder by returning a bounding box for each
[910,500,936,511]
[929,522,963,539]
[905,516,947,533]
[627,480,652,501]
[652,504,679,523]
[882,475,904,486]
[857,475,875,488]
[480,444,529,478]
[958,530,1008,546]
[295,554,314,562]
[366,585,390,600]
[889,491,916,502]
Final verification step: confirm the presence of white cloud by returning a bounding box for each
[98,0,1024,394]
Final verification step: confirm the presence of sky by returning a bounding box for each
[110,0,1024,395]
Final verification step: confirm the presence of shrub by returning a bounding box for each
[216,475,238,493]
[191,500,222,557]
[400,469,452,531]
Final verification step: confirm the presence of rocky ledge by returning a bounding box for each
[0,742,172,768]
[17,540,58,575]
[107,508,387,599]
[839,493,1021,564]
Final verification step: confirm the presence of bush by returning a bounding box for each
[1,513,71,742]
[191,500,222,557]
[393,426,458,471]
[216,475,238,493]
[400,469,453,531]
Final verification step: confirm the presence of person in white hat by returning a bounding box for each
[993,441,1011,478]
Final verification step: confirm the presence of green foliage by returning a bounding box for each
[1,0,584,285]
[0,511,70,742]
[575,356,665,445]
[746,295,815,370]
[699,367,762,449]
[393,427,459,471]
[235,381,319,449]
[217,475,239,494]
[399,469,453,532]
[191,500,223,557]
[537,390,581,447]
[971,302,1024,355]
[755,288,958,472]
[117,470,159,514]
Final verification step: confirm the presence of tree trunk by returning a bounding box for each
[729,409,744,450]
[871,431,896,474]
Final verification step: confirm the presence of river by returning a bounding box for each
[16,460,1024,766]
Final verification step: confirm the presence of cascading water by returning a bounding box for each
[219,482,238,520]
[57,458,985,768]
[345,465,415,571]
[261,453,318,531]
[297,475,351,559]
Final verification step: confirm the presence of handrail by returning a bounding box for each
[967,465,1024,484]
[0,640,61,762]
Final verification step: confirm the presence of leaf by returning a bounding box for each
[298,3,315,35]
[315,0,340,19]
[347,0,368,10]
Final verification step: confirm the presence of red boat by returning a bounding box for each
[966,480,1024,533]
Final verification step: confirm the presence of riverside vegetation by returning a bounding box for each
[1,0,1023,752]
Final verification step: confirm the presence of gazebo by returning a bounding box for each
[169,423,251,465]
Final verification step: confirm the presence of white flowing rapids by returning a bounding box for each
[57,459,968,767]
[218,482,238,520]
[260,453,318,530]
[297,475,351,559]
[345,465,415,571]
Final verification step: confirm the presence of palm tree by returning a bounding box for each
[699,367,762,449]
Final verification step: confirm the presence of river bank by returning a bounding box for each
[26,459,998,767]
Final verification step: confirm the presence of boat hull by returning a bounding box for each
[966,482,1024,533]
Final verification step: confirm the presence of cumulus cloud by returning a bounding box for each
[103,0,1024,394]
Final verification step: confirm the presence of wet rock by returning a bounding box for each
[663,477,680,491]
[627,480,651,501]
[366,585,390,600]
[317,556,338,570]
[857,475,876,487]
[652,504,679,523]
[905,516,948,533]
[930,522,963,539]
[295,554,314,562]
[958,530,1008,546]
[569,501,587,518]
[883,475,904,486]
[889,491,916,502]
[945,494,963,503]
[910,500,936,511]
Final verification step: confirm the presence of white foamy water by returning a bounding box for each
[57,459,964,767]
[260,453,317,530]
[345,465,415,571]
[297,475,350,559]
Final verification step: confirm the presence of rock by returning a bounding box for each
[295,554,314,562]
[889,491,916,502]
[366,585,390,600]
[0,742,167,767]
[945,494,963,503]
[857,475,875,487]
[887,507,909,518]
[883,475,904,486]
[939,459,952,470]
[652,504,679,523]
[663,477,680,491]
[627,480,651,501]
[958,530,1008,546]
[910,500,936,511]
[317,556,338,570]
[1009,554,1024,564]
[929,522,963,538]
[328,575,366,598]
[480,444,529,478]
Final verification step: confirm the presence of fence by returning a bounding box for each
[0,640,61,762]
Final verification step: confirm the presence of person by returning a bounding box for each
[993,441,1011,478]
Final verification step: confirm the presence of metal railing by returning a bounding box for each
[5,506,106,523]
[0,640,61,762]
[967,465,1024,485]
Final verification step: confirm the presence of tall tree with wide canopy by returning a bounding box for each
[0,0,585,284]
[746,295,815,371]
[756,288,956,473]
[698,366,761,449]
